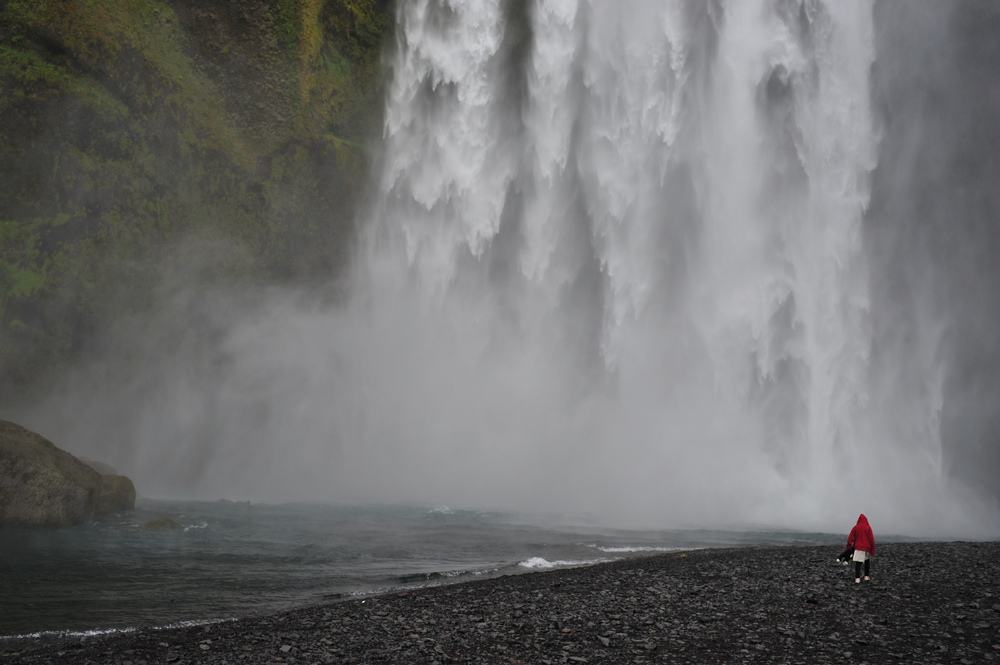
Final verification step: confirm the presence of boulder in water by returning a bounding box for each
[145,517,184,530]
[0,420,137,527]
[98,474,137,515]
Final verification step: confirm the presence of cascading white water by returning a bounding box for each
[358,0,906,526]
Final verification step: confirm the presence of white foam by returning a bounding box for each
[469,567,501,576]
[517,557,611,569]
[1,617,235,642]
[588,545,684,553]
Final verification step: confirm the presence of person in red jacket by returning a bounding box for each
[847,514,875,583]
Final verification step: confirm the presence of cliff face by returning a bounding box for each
[0,0,392,394]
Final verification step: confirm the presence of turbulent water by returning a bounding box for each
[10,1,1000,537]
[0,500,846,638]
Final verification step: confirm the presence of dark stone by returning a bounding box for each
[6,542,1000,664]
[145,517,184,530]
[97,474,137,515]
[0,420,102,527]
[0,420,136,527]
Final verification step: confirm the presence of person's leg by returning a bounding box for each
[855,560,862,581]
[864,557,870,579]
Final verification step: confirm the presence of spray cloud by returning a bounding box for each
[15,0,1000,538]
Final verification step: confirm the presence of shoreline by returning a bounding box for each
[6,542,1000,664]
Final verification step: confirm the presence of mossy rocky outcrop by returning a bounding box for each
[98,472,137,515]
[0,0,392,395]
[0,419,137,526]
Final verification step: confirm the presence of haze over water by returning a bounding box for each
[14,0,1000,537]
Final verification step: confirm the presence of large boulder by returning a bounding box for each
[0,420,136,527]
[98,474,137,515]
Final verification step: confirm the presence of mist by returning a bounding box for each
[9,0,1000,538]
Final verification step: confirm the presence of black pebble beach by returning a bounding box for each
[6,542,1000,665]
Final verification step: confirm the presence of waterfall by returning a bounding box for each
[352,0,921,526]
[22,0,998,535]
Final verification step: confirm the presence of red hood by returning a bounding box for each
[848,514,875,554]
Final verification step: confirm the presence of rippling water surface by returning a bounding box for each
[0,500,847,638]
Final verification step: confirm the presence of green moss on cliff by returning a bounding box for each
[0,217,55,322]
[0,0,392,394]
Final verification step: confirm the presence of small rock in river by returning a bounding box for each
[145,517,183,530]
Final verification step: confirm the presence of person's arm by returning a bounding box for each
[847,526,857,549]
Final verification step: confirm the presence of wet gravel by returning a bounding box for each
[5,542,1000,664]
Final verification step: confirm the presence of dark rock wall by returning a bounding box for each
[0,0,392,397]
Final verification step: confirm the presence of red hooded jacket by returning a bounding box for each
[847,514,875,555]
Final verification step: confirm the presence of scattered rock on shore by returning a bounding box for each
[5,542,999,664]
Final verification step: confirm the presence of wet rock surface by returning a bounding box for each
[0,420,136,527]
[98,475,137,516]
[6,542,1000,664]
[0,420,103,528]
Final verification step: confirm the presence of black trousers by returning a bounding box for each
[854,557,871,578]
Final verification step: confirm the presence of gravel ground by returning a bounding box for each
[5,542,1000,665]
